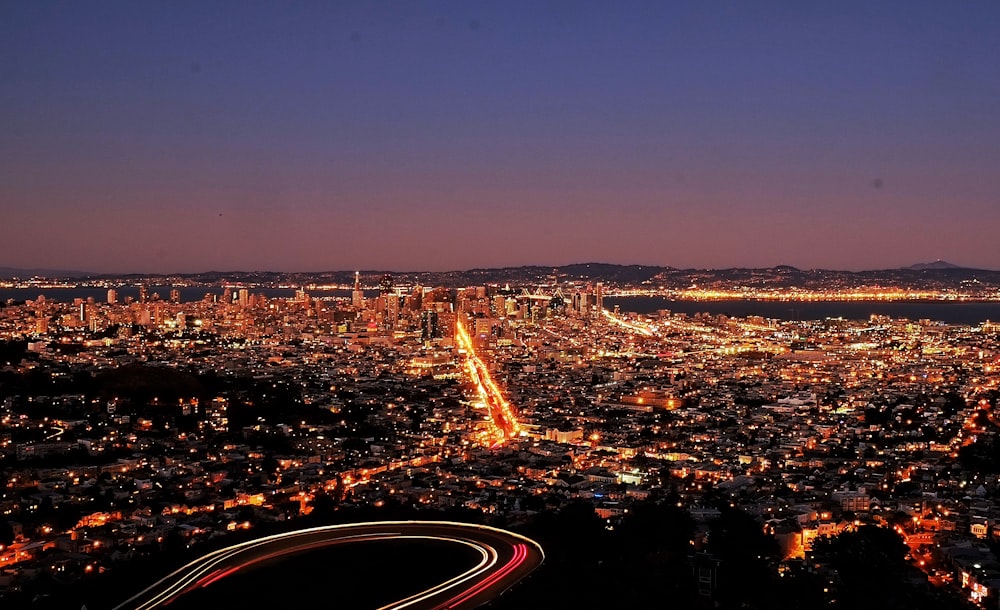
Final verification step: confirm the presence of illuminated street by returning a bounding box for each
[455,315,520,443]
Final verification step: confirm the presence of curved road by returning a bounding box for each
[113,520,544,610]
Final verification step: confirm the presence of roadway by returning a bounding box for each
[455,316,519,441]
[113,520,544,610]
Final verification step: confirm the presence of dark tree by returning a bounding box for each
[705,507,781,608]
[617,501,694,558]
[808,525,960,610]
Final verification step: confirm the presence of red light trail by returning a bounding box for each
[114,521,543,610]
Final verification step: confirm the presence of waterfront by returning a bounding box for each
[605,297,1000,326]
[3,288,1000,327]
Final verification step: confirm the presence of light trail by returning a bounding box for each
[378,536,495,610]
[455,316,520,443]
[119,531,399,610]
[113,521,543,610]
[437,543,528,609]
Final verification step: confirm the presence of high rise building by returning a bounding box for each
[139,284,149,303]
[170,288,181,303]
[421,310,439,341]
[493,295,506,317]
[408,285,423,311]
[107,289,118,304]
[596,283,604,311]
[352,271,364,309]
[386,293,400,329]
[379,274,395,329]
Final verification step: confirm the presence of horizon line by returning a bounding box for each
[2,259,997,277]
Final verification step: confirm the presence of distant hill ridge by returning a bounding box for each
[1,262,998,291]
[905,260,963,271]
[0,266,90,279]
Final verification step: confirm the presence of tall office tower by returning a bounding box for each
[386,293,400,329]
[596,282,604,311]
[421,309,439,341]
[170,288,181,303]
[408,285,423,311]
[35,317,48,334]
[107,289,118,304]
[495,296,508,318]
[352,271,364,309]
[239,288,250,308]
[79,303,87,322]
[139,284,149,303]
[378,274,394,326]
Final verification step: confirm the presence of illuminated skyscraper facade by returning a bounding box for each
[352,271,364,309]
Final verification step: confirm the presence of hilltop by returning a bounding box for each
[2,262,998,292]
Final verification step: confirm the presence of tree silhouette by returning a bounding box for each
[705,507,781,608]
[808,525,959,610]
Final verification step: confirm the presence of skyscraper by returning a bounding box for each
[421,310,439,341]
[379,274,395,329]
[386,293,400,329]
[352,271,364,309]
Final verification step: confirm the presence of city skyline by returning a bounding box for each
[3,2,999,273]
[1,270,998,607]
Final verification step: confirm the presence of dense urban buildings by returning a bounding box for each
[0,275,999,608]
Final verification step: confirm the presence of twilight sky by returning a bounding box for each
[2,1,999,273]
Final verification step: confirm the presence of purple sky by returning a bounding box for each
[2,1,999,273]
